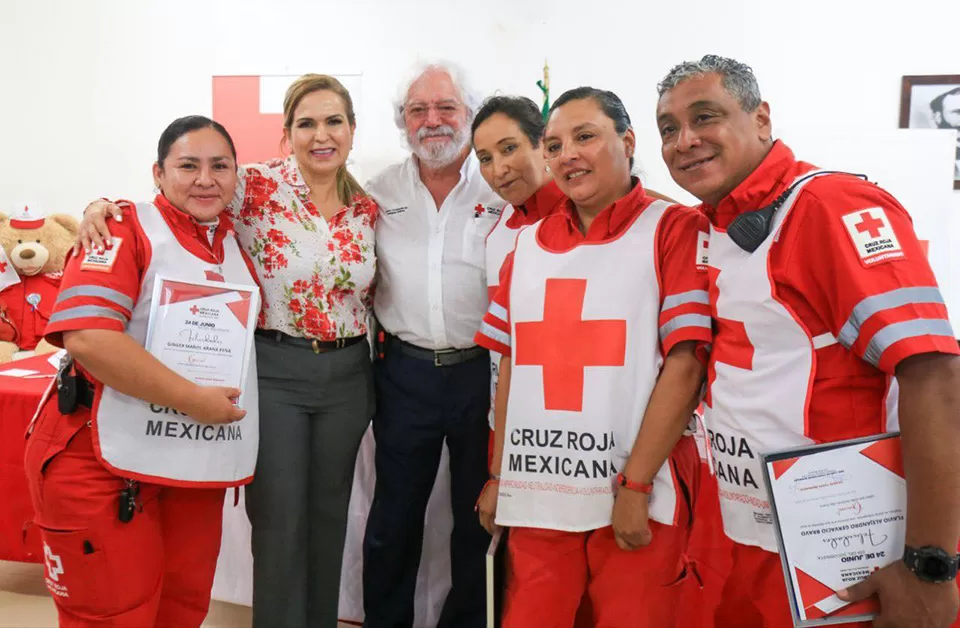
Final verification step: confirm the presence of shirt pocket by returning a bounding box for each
[462,216,496,268]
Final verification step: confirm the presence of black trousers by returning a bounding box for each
[362,346,491,628]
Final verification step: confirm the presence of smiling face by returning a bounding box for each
[473,112,547,206]
[152,127,238,222]
[543,97,635,213]
[656,72,772,206]
[403,68,471,167]
[285,88,354,180]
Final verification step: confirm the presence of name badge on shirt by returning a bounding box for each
[80,237,123,273]
[473,204,503,218]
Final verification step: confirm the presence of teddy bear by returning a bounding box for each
[0,209,79,362]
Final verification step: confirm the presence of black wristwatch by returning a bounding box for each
[903,545,960,583]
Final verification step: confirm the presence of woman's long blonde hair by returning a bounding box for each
[283,74,366,205]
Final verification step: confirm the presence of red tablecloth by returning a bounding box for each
[0,353,58,563]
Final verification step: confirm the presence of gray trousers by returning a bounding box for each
[246,335,374,628]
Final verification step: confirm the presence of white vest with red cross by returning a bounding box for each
[498,199,683,532]
[484,204,522,429]
[705,171,899,552]
[93,202,260,488]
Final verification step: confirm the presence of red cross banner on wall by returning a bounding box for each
[212,76,285,164]
[211,74,363,164]
[514,278,627,412]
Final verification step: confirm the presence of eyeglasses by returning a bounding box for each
[403,102,463,120]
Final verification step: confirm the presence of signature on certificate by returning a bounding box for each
[822,528,888,550]
[179,329,223,345]
[837,500,863,516]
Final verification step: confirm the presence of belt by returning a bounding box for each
[255,329,364,353]
[387,334,487,367]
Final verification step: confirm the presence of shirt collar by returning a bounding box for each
[280,155,307,188]
[559,177,648,238]
[704,140,797,221]
[153,193,234,241]
[409,150,475,185]
[518,180,565,220]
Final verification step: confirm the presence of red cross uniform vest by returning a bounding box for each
[706,171,899,551]
[498,199,682,531]
[484,204,522,428]
[92,203,260,488]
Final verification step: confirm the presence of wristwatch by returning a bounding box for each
[903,545,960,583]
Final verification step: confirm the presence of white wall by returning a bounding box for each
[0,0,958,213]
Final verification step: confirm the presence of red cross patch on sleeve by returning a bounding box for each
[696,230,709,271]
[80,238,123,273]
[840,208,904,267]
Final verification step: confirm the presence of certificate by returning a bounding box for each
[761,433,906,627]
[144,276,260,410]
[486,527,505,628]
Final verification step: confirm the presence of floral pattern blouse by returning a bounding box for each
[229,156,378,341]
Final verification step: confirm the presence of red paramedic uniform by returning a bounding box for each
[25,196,260,628]
[676,404,735,628]
[475,180,711,628]
[483,180,566,458]
[703,141,960,627]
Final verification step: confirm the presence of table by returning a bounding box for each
[0,353,57,564]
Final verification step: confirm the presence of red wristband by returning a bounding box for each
[474,478,499,512]
[617,473,653,494]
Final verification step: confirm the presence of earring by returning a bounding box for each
[545,165,551,173]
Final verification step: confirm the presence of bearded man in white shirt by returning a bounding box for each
[362,61,504,628]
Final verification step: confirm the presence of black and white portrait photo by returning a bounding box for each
[900,75,960,189]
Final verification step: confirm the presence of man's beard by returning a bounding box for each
[409,124,470,169]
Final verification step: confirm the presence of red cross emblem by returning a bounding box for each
[514,278,627,412]
[854,211,885,239]
[0,260,6,273]
[474,204,486,218]
[705,268,755,406]
[190,305,200,315]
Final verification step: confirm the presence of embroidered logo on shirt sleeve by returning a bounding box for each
[80,238,123,273]
[696,230,709,271]
[840,208,905,266]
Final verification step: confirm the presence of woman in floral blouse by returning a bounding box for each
[77,74,377,628]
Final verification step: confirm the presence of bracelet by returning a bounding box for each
[616,472,653,495]
[490,473,501,480]
[474,478,499,512]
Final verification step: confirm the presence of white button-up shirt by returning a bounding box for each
[368,153,505,350]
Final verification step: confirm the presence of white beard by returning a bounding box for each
[409,125,470,169]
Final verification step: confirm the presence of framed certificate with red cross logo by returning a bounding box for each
[761,433,905,626]
[145,276,260,411]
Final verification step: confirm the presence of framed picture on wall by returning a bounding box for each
[899,75,960,190]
